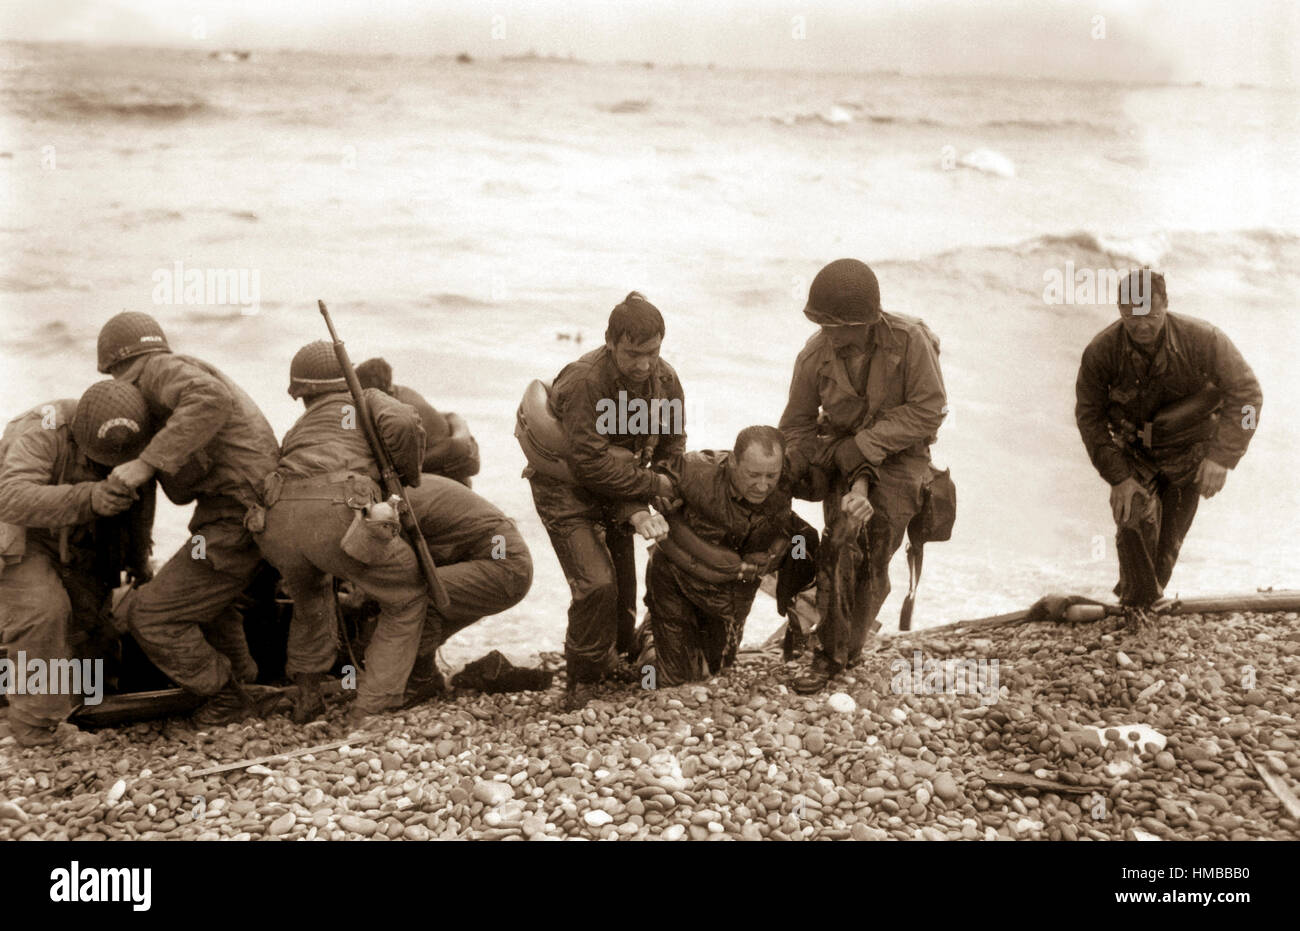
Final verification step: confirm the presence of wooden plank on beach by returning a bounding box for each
[1252,758,1300,822]
[979,768,1092,795]
[188,734,379,777]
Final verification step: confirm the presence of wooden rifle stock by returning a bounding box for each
[318,300,450,612]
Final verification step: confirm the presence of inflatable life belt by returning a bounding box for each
[658,515,793,584]
[515,379,636,483]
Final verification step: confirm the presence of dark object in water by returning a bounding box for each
[456,52,473,64]
[451,650,553,693]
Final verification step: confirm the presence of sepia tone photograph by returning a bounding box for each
[0,0,1296,910]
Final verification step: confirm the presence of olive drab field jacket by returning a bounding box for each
[780,311,947,476]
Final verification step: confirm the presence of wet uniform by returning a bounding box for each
[1075,311,1262,605]
[256,388,427,713]
[527,346,685,683]
[391,384,480,485]
[641,450,796,686]
[0,400,154,728]
[780,312,947,670]
[111,352,277,694]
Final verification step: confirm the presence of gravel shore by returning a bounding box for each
[2,609,1298,841]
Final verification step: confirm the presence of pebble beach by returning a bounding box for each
[3,608,1297,841]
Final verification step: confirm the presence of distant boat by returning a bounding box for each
[209,50,253,63]
[456,52,473,64]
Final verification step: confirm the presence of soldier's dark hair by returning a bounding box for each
[606,291,665,346]
[356,357,394,393]
[734,425,786,462]
[1117,269,1166,309]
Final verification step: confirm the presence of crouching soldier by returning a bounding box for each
[0,381,156,746]
[356,357,481,486]
[635,426,807,687]
[779,260,947,694]
[256,341,428,723]
[397,476,533,705]
[1075,269,1262,632]
[519,292,685,707]
[96,312,278,725]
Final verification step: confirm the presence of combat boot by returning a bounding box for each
[193,678,258,727]
[291,672,326,724]
[400,652,446,710]
[791,652,838,695]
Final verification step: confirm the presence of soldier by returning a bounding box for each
[356,357,481,486]
[635,426,805,687]
[0,381,155,747]
[1075,269,1262,632]
[96,312,278,725]
[255,341,429,723]
[523,292,685,706]
[388,475,533,707]
[780,260,947,694]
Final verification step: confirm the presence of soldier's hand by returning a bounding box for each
[1109,476,1146,524]
[841,489,873,529]
[109,458,156,490]
[91,481,135,516]
[1195,458,1228,498]
[630,509,669,542]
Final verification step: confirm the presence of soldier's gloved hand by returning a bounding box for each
[1109,476,1148,525]
[109,457,156,490]
[91,481,135,516]
[833,437,868,477]
[1195,458,1228,498]
[630,509,669,542]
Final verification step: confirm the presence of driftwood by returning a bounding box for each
[1252,758,1300,822]
[188,733,378,778]
[978,768,1092,795]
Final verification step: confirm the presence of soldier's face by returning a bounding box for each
[1119,294,1168,349]
[608,334,662,383]
[731,445,783,505]
[823,323,869,352]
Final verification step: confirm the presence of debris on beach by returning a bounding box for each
[2,609,1297,841]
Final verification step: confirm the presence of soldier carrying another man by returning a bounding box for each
[97,312,279,725]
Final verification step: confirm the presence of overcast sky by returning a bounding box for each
[3,0,1297,86]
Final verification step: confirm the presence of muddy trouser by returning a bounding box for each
[407,505,533,664]
[529,475,637,684]
[1114,455,1201,607]
[816,450,929,671]
[256,474,427,713]
[0,536,109,727]
[642,549,758,688]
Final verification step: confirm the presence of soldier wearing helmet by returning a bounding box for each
[95,311,279,726]
[256,341,431,722]
[779,259,948,693]
[0,381,156,747]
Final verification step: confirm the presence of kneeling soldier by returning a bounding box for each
[396,475,533,705]
[0,381,156,746]
[257,341,428,722]
[636,426,803,687]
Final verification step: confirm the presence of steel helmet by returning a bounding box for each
[803,259,882,326]
[97,312,170,373]
[73,380,153,466]
[289,341,347,399]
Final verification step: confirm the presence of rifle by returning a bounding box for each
[318,300,450,612]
